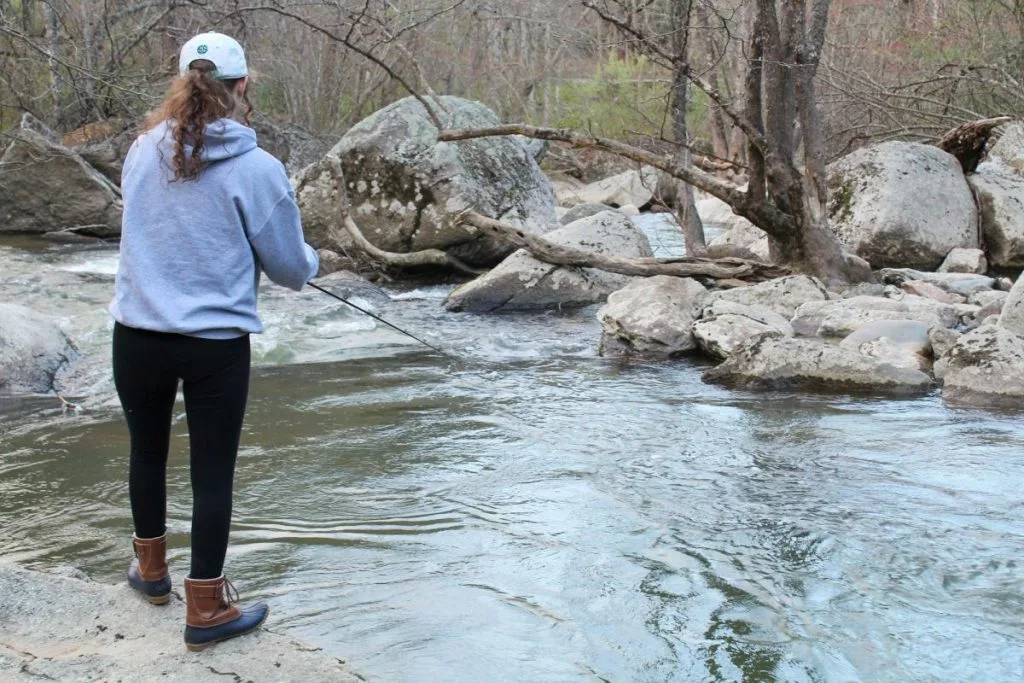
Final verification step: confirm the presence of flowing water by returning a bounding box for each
[1,227,1023,682]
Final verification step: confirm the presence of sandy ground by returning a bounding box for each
[0,563,363,682]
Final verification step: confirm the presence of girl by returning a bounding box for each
[110,32,319,651]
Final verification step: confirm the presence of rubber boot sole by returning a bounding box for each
[185,608,270,652]
[145,592,171,605]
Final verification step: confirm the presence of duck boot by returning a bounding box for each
[127,534,172,605]
[183,575,269,651]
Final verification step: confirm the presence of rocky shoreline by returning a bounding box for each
[0,563,362,682]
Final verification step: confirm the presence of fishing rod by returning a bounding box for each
[307,281,456,360]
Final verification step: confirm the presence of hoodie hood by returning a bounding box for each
[156,118,257,163]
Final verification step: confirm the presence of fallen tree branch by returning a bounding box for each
[437,123,791,234]
[459,211,789,282]
[341,214,482,276]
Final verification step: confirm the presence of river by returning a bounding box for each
[1,225,1023,682]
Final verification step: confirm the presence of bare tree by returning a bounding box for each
[440,1,873,284]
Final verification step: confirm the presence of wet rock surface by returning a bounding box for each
[0,303,76,395]
[703,334,932,395]
[597,276,707,358]
[935,325,1024,407]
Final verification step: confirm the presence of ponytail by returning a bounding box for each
[145,59,253,181]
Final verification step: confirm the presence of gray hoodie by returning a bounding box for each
[110,118,319,339]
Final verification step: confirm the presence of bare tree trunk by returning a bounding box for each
[670,0,706,255]
[43,1,61,124]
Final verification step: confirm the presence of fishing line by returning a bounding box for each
[308,280,458,360]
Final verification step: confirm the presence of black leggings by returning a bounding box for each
[112,322,250,580]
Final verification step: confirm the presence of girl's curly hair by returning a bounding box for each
[145,59,253,181]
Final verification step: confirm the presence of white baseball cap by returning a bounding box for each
[178,32,248,80]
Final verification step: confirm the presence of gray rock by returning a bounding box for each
[827,141,977,269]
[792,295,960,338]
[938,247,987,274]
[901,280,966,304]
[970,289,1008,321]
[444,210,652,312]
[878,268,997,296]
[0,123,122,236]
[840,320,932,371]
[300,96,557,267]
[692,300,793,360]
[315,248,359,277]
[315,269,391,307]
[968,289,1009,309]
[840,319,931,353]
[565,167,660,208]
[17,111,58,142]
[704,275,830,319]
[988,122,1024,172]
[560,203,615,225]
[998,271,1024,336]
[0,562,360,682]
[707,219,772,263]
[936,325,1024,407]
[0,304,76,394]
[597,276,707,357]
[929,327,963,370]
[998,276,1014,291]
[703,334,932,395]
[969,162,1024,269]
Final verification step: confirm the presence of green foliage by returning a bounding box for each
[536,51,670,140]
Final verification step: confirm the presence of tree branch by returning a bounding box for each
[459,211,788,282]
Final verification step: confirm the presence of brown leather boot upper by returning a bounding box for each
[131,535,169,581]
[184,576,242,628]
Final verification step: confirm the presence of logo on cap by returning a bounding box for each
[197,44,208,54]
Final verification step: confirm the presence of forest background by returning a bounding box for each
[3,0,1023,162]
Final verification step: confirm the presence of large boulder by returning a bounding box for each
[597,276,708,358]
[826,141,977,269]
[703,275,830,319]
[0,114,122,236]
[936,325,1024,407]
[298,96,558,267]
[703,334,932,395]
[444,211,652,312]
[0,304,76,394]
[998,272,1024,336]
[692,300,793,360]
[968,162,1024,270]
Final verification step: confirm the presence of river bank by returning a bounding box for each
[0,563,361,681]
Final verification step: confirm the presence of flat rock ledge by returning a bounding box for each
[0,563,362,682]
[702,334,933,395]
